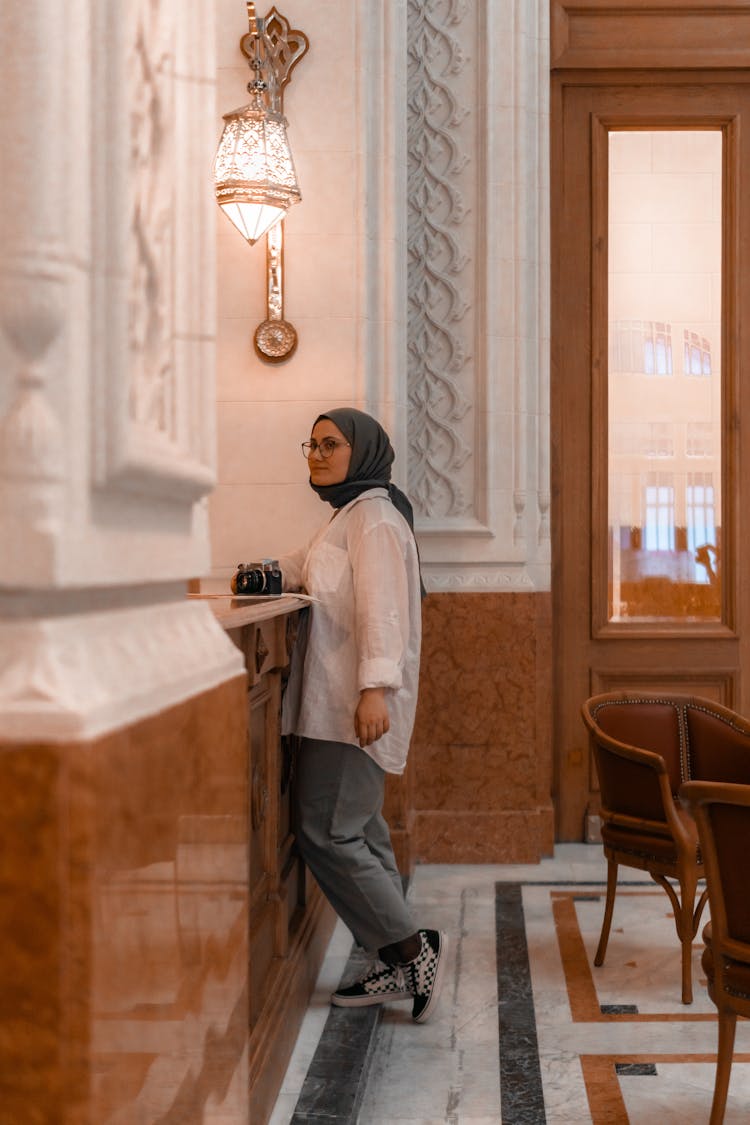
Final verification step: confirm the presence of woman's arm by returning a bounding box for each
[349,516,414,744]
[278,542,309,592]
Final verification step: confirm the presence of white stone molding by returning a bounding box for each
[0,600,244,744]
[428,565,536,591]
[406,0,551,590]
[509,0,551,558]
[0,1,218,589]
[0,261,67,583]
[0,4,68,583]
[91,0,215,504]
[355,0,410,465]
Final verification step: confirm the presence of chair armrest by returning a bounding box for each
[590,735,689,841]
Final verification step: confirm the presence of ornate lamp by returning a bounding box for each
[214,3,306,246]
[214,5,309,361]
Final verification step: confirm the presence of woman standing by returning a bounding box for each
[279,407,447,1022]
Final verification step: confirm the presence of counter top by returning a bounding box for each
[188,592,309,630]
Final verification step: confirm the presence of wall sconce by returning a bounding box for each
[214,4,308,362]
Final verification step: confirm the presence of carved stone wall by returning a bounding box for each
[0,0,218,593]
[407,0,551,591]
[90,0,217,513]
[407,0,476,522]
[0,3,69,587]
[0,0,243,742]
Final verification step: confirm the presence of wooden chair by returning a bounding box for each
[680,781,750,1124]
[581,692,750,1003]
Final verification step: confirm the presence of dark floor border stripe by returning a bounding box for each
[520,879,653,886]
[289,875,412,1123]
[289,945,382,1124]
[496,882,547,1125]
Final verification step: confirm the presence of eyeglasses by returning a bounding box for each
[301,438,351,459]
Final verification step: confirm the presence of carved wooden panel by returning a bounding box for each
[591,670,735,708]
[552,0,750,70]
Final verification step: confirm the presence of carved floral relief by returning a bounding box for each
[407,0,474,520]
[128,0,175,441]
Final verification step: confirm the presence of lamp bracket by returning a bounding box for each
[240,8,309,111]
[254,221,297,362]
[229,7,307,364]
[240,9,308,369]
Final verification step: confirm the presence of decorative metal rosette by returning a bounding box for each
[254,317,298,361]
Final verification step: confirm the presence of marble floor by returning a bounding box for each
[270,844,750,1124]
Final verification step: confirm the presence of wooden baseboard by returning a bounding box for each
[249,886,337,1124]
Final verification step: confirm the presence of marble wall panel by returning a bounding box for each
[0,676,249,1123]
[415,809,550,865]
[384,755,416,879]
[410,592,554,863]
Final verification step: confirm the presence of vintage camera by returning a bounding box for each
[234,559,282,596]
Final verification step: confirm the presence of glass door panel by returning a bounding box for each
[608,130,722,622]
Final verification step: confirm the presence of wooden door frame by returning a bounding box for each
[548,0,750,837]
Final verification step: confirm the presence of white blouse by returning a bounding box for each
[279,488,422,774]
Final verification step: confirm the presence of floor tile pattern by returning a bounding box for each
[272,847,750,1124]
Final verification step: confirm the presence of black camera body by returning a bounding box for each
[234,560,282,596]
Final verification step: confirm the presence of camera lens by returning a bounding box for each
[236,568,265,594]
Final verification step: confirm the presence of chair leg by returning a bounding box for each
[652,869,697,1004]
[679,868,697,1004]
[679,927,693,1005]
[594,857,618,967]
[710,1009,737,1125]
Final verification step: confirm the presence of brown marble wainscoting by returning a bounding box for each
[0,675,250,1124]
[409,591,554,864]
[383,754,416,880]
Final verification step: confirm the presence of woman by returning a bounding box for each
[278,407,447,1023]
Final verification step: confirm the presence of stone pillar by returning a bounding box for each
[406,0,554,861]
[0,2,247,1118]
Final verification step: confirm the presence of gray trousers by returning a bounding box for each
[294,737,416,952]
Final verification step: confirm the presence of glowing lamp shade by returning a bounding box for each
[214,103,301,244]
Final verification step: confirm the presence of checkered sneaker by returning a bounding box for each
[404,929,448,1023]
[331,962,412,1008]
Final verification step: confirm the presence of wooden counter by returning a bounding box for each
[197,594,336,1124]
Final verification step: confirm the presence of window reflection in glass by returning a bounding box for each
[608,130,722,622]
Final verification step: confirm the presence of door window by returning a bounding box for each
[607,130,723,622]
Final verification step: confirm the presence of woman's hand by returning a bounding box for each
[355,687,390,747]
